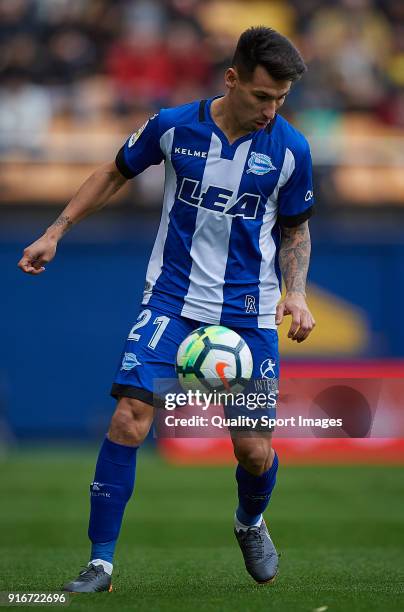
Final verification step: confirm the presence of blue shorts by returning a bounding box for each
[111,306,279,408]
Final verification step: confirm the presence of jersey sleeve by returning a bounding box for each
[115,113,164,179]
[277,140,314,227]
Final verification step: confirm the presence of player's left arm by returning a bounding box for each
[276,220,315,343]
[276,134,316,342]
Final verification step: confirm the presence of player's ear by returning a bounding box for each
[225,67,237,90]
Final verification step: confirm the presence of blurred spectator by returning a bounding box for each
[379,0,404,23]
[165,21,212,104]
[197,0,295,38]
[122,0,167,37]
[0,33,43,82]
[166,0,207,35]
[0,0,38,40]
[105,29,174,112]
[385,24,404,89]
[0,68,52,156]
[44,29,97,85]
[302,0,392,112]
[377,88,404,128]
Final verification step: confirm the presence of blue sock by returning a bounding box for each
[236,452,279,526]
[88,436,138,564]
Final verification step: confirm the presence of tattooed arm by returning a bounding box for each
[18,161,127,275]
[275,221,316,342]
[279,221,311,295]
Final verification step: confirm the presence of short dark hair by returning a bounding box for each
[232,26,307,82]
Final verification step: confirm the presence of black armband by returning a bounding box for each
[115,146,136,179]
[278,206,314,228]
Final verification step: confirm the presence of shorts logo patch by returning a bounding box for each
[121,352,142,370]
[260,358,276,379]
[246,152,277,175]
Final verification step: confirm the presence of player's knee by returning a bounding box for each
[108,397,154,446]
[241,454,269,476]
[234,442,273,476]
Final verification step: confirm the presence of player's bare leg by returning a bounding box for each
[108,397,155,446]
[232,435,274,476]
[231,434,279,583]
[63,397,154,593]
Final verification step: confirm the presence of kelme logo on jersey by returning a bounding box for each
[121,352,141,370]
[246,152,277,175]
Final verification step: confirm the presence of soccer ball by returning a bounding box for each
[176,325,253,393]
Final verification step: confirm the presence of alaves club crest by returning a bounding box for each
[121,352,142,371]
[246,152,277,175]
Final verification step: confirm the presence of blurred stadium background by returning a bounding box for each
[0,2,404,608]
[1,0,404,454]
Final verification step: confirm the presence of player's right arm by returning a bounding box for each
[18,161,127,275]
[18,113,165,275]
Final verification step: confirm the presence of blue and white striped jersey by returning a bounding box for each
[115,97,314,328]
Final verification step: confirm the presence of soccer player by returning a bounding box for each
[18,26,315,591]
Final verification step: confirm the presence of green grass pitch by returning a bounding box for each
[0,449,403,612]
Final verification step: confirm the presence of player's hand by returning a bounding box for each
[18,235,58,275]
[275,292,315,343]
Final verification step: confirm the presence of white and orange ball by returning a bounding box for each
[176,325,253,393]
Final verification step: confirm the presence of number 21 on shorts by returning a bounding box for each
[127,309,170,350]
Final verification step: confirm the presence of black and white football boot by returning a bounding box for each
[62,563,112,593]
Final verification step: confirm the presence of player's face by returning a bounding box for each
[226,65,292,132]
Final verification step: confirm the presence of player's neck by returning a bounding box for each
[210,96,250,144]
